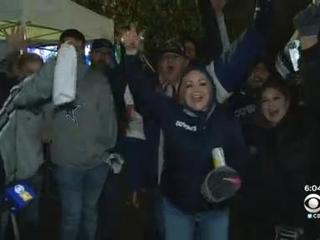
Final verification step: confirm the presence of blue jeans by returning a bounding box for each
[161,198,229,240]
[55,163,109,240]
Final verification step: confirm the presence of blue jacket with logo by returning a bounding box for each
[125,55,248,213]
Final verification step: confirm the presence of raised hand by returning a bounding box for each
[6,25,27,53]
[209,0,227,16]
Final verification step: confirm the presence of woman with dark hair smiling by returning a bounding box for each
[234,2,320,238]
[239,78,320,239]
[122,28,247,240]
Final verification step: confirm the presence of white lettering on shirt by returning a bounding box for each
[175,121,197,132]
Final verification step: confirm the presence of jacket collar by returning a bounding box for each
[183,103,217,122]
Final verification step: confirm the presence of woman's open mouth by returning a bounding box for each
[268,109,279,118]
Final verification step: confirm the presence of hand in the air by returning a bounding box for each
[6,26,27,53]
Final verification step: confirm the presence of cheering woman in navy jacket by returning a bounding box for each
[121,28,248,240]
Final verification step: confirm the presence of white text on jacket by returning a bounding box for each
[175,121,197,132]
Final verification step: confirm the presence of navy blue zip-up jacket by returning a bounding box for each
[126,27,264,192]
[125,55,248,213]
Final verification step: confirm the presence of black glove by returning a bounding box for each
[254,0,273,37]
[294,4,320,36]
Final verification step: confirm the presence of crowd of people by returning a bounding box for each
[0,0,320,239]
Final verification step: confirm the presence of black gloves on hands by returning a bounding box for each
[294,4,320,37]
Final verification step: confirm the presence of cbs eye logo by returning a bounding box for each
[304,194,320,213]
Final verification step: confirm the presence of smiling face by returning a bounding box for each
[248,62,271,89]
[261,87,290,126]
[180,70,213,111]
[158,52,188,86]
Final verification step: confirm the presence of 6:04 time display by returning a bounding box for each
[305,185,320,192]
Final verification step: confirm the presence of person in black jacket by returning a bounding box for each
[231,4,320,240]
[122,28,248,240]
[238,15,320,234]
[239,77,320,239]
